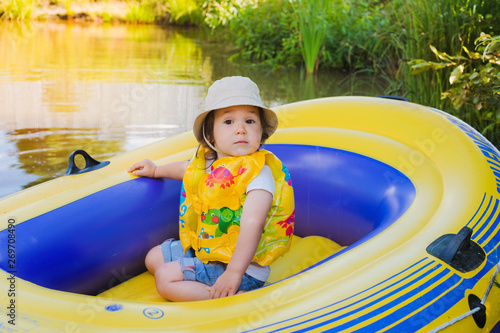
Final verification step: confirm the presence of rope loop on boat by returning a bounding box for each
[427,262,499,333]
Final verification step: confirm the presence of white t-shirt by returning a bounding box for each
[247,165,275,198]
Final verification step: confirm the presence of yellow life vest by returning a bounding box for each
[179,147,295,266]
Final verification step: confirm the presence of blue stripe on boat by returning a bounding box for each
[245,259,436,332]
[473,196,494,233]
[478,198,500,245]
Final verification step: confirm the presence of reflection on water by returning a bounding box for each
[0,21,386,198]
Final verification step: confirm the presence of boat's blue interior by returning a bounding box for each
[0,144,416,295]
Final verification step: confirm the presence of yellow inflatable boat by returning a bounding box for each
[1,96,500,332]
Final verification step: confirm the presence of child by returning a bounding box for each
[128,76,294,301]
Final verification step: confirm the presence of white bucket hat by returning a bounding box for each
[193,76,278,145]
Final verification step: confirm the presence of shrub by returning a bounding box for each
[384,0,500,106]
[409,34,500,147]
[228,0,301,68]
[166,0,203,25]
[202,0,255,29]
[322,0,394,72]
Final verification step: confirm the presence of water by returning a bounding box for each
[0,21,385,198]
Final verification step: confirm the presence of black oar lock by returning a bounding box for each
[65,150,110,175]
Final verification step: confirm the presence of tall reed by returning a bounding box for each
[292,0,328,74]
[0,0,37,20]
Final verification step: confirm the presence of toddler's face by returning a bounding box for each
[212,105,263,158]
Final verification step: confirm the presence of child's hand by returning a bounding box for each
[128,159,157,178]
[206,269,242,299]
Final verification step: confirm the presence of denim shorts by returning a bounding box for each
[160,239,265,292]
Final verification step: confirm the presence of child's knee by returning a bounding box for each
[156,261,183,281]
[155,262,183,296]
[145,245,163,274]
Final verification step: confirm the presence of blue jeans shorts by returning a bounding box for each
[160,239,265,292]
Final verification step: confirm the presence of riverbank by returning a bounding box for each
[31,0,129,23]
[2,0,499,147]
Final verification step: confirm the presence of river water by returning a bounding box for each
[0,21,385,198]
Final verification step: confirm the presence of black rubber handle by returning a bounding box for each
[426,226,485,272]
[441,227,472,263]
[65,150,110,175]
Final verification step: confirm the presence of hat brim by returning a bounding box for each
[193,105,278,144]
